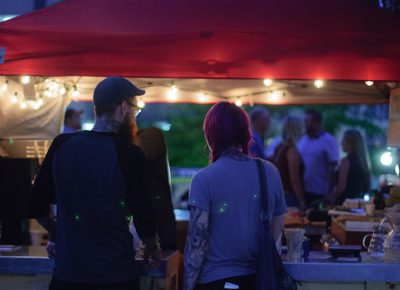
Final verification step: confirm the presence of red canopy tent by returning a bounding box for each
[1,0,400,81]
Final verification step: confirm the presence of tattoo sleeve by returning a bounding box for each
[184,207,209,290]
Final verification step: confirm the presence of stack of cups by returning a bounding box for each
[284,228,305,261]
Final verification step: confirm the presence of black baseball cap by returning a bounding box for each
[93,77,145,106]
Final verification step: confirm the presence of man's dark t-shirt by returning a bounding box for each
[26,131,156,283]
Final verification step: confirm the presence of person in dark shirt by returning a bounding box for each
[26,77,161,290]
[248,107,270,159]
[327,129,371,205]
[136,127,177,251]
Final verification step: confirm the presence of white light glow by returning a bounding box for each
[82,123,94,131]
[363,194,370,202]
[167,89,178,101]
[365,81,374,87]
[314,79,325,88]
[171,85,178,94]
[59,87,67,95]
[48,81,59,90]
[137,100,146,109]
[380,151,393,166]
[21,76,30,85]
[198,93,208,103]
[396,165,399,176]
[11,95,18,104]
[263,79,273,87]
[1,82,8,91]
[20,102,27,109]
[37,99,44,106]
[72,89,80,98]
[32,102,41,110]
[269,91,281,102]
[235,98,242,107]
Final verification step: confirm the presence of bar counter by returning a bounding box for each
[1,247,399,288]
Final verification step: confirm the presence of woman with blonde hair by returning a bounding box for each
[273,116,305,209]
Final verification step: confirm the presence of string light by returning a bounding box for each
[2,80,9,91]
[365,81,374,87]
[48,81,59,90]
[235,98,242,107]
[21,75,30,85]
[263,79,273,87]
[137,99,146,109]
[72,86,80,97]
[198,93,208,103]
[269,91,281,102]
[167,85,178,101]
[32,102,41,110]
[20,101,27,109]
[314,80,325,88]
[11,92,18,104]
[37,98,44,106]
[59,87,67,95]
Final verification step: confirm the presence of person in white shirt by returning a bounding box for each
[298,110,339,206]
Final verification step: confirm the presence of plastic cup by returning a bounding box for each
[284,228,305,261]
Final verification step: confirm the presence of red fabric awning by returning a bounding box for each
[1,0,400,80]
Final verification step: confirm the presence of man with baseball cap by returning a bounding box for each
[27,77,160,290]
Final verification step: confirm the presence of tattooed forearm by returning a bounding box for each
[184,207,209,290]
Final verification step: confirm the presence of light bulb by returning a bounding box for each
[59,87,67,95]
[11,94,18,104]
[44,89,51,97]
[167,89,178,101]
[199,93,207,103]
[171,85,178,94]
[32,102,41,110]
[235,99,242,107]
[380,152,393,166]
[263,79,273,87]
[365,81,374,87]
[48,81,59,90]
[2,81,8,91]
[137,100,146,108]
[314,79,325,88]
[37,98,44,106]
[21,75,30,85]
[20,102,27,109]
[72,87,80,97]
[269,91,281,102]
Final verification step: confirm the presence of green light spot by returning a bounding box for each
[126,215,132,222]
[119,200,126,208]
[8,138,13,145]
[219,208,225,214]
[74,213,81,221]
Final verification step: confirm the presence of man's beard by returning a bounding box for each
[118,115,134,142]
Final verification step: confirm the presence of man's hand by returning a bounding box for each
[46,240,56,259]
[143,246,162,270]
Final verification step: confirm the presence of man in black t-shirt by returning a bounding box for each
[27,77,160,290]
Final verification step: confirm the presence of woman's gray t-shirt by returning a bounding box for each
[188,156,287,284]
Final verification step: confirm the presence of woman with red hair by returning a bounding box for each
[184,102,286,290]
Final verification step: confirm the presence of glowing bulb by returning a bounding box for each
[235,98,242,107]
[380,152,393,166]
[396,165,399,176]
[167,89,178,101]
[269,91,281,102]
[198,93,207,103]
[137,100,146,108]
[11,94,18,104]
[365,81,374,87]
[44,89,51,97]
[314,79,325,88]
[263,79,273,87]
[72,87,80,97]
[59,87,66,95]
[2,80,9,91]
[21,75,30,85]
[20,102,27,109]
[32,102,40,110]
[37,98,44,106]
[363,194,370,202]
[171,85,178,94]
[48,81,59,90]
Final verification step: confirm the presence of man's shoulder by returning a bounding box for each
[321,132,337,143]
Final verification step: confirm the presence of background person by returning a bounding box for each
[298,109,339,206]
[249,106,270,159]
[327,129,371,205]
[62,108,83,133]
[184,102,286,290]
[273,116,305,209]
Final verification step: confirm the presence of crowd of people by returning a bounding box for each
[26,77,372,290]
[249,107,371,209]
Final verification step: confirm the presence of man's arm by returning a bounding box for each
[184,207,209,290]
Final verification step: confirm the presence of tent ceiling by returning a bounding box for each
[1,0,400,80]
